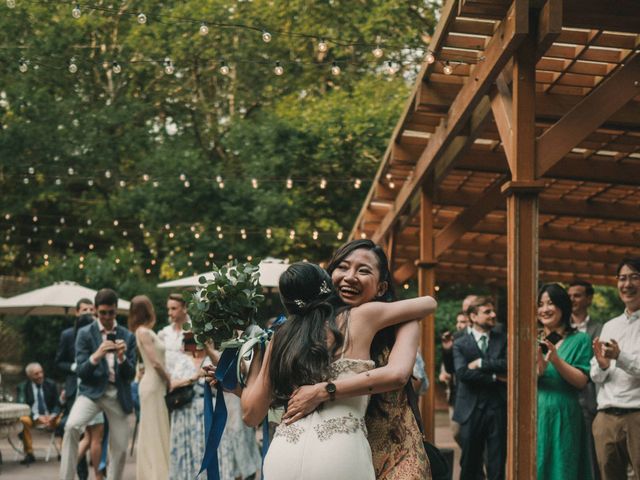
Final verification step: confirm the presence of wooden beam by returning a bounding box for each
[536,0,562,58]
[370,0,529,243]
[563,0,640,33]
[490,77,515,169]
[434,178,506,257]
[536,52,640,177]
[417,184,437,442]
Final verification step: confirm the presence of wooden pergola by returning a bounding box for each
[349,0,640,476]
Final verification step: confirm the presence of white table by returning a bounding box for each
[0,402,30,464]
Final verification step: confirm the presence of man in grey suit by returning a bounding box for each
[59,289,136,480]
[569,280,602,480]
[453,296,507,480]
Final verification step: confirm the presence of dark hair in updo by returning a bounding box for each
[269,262,345,407]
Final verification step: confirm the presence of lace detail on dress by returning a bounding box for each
[327,358,376,379]
[314,413,367,441]
[274,423,304,443]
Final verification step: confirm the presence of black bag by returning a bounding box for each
[405,382,451,480]
[165,385,195,412]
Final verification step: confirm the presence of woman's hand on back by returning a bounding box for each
[282,384,327,425]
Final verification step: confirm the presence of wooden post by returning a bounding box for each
[417,182,437,442]
[504,25,544,480]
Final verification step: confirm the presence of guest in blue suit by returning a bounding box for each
[453,296,507,480]
[59,289,136,480]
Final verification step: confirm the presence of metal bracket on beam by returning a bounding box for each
[501,180,546,196]
[415,260,438,269]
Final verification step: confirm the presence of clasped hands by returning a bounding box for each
[592,337,620,370]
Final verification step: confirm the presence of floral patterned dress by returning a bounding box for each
[366,348,431,479]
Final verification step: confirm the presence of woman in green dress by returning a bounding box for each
[536,283,593,480]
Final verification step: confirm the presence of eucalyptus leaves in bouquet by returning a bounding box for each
[186,260,265,346]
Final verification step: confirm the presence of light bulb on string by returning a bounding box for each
[18,59,28,73]
[251,178,258,189]
[241,228,247,240]
[331,62,341,76]
[443,61,453,75]
[385,61,397,75]
[337,231,344,240]
[6,0,16,9]
[286,178,293,189]
[72,3,81,18]
[137,12,147,24]
[164,58,174,75]
[425,51,436,64]
[274,61,284,76]
[289,229,295,240]
[199,22,209,35]
[360,232,367,239]
[104,170,111,178]
[219,61,230,76]
[312,230,319,240]
[320,178,327,189]
[266,228,272,239]
[372,45,384,58]
[68,58,78,73]
[28,167,34,174]
[112,61,121,74]
[262,30,272,43]
[354,178,362,189]
[318,39,328,52]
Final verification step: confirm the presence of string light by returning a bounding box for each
[331,62,341,76]
[318,39,328,52]
[286,178,293,189]
[312,230,319,240]
[199,22,209,36]
[266,228,272,239]
[274,61,284,76]
[354,178,361,189]
[163,58,174,75]
[360,232,367,239]
[112,61,121,74]
[289,229,295,240]
[443,61,453,75]
[137,13,147,24]
[6,0,16,8]
[385,61,397,75]
[18,58,28,73]
[261,30,272,43]
[425,51,435,64]
[251,178,258,189]
[240,228,247,239]
[68,58,78,73]
[337,231,344,240]
[320,178,327,189]
[219,61,230,76]
[372,45,384,58]
[72,3,81,18]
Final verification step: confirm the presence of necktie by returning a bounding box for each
[36,385,46,415]
[478,335,488,354]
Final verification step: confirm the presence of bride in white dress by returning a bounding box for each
[240,262,437,479]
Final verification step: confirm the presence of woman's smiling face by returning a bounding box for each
[331,248,386,307]
[537,291,563,330]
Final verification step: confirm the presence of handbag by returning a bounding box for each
[165,384,195,412]
[405,382,451,480]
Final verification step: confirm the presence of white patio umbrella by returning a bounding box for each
[0,281,130,315]
[157,257,289,290]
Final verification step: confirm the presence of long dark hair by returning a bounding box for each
[327,239,396,416]
[269,262,344,407]
[538,283,575,334]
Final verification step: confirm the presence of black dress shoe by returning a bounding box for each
[20,453,36,465]
[77,455,89,480]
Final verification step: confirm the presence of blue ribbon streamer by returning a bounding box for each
[199,347,239,480]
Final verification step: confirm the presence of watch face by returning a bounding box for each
[326,382,337,393]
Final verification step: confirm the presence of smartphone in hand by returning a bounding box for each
[106,332,117,351]
[539,331,562,355]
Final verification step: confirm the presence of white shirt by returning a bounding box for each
[590,309,640,409]
[158,322,185,352]
[30,382,49,419]
[572,314,591,333]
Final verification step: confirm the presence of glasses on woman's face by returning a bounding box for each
[616,273,640,283]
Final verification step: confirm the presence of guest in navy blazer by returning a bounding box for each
[59,289,136,480]
[453,296,507,480]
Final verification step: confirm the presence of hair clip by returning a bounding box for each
[319,281,331,295]
[294,299,306,308]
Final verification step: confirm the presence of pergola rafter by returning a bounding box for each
[349,0,640,474]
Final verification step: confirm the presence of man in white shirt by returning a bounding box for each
[158,292,190,353]
[569,280,602,480]
[591,258,640,480]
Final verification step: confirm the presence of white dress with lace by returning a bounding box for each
[262,357,376,480]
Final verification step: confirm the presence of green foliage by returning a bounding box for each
[187,260,264,345]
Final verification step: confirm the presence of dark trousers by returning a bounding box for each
[459,403,507,480]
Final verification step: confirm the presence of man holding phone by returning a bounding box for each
[591,258,640,480]
[60,289,136,480]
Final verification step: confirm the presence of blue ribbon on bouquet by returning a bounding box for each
[199,347,239,480]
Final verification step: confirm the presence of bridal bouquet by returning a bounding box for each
[186,260,265,346]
